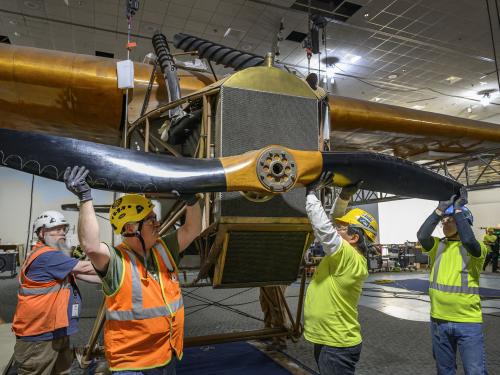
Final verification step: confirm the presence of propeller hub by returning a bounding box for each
[257,147,297,192]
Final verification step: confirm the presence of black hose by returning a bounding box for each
[152,31,182,117]
[173,33,264,71]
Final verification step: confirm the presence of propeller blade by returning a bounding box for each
[0,128,226,194]
[322,151,461,200]
[0,129,461,201]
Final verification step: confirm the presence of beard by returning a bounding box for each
[44,236,72,256]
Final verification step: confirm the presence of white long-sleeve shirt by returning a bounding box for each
[304,192,368,348]
[305,192,349,255]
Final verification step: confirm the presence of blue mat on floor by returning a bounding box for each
[176,341,293,375]
[370,278,500,298]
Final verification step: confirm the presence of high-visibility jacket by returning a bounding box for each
[483,234,496,249]
[104,239,184,371]
[12,242,72,336]
[427,238,487,323]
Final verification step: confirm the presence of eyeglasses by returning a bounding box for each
[336,225,349,232]
[143,214,159,226]
[46,225,69,234]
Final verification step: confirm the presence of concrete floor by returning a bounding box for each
[1,270,500,374]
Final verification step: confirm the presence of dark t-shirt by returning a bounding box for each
[19,251,81,341]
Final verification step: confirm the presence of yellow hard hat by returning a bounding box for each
[109,194,155,234]
[335,208,378,243]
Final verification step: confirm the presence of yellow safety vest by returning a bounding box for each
[427,238,487,323]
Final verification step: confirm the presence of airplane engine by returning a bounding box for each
[202,61,326,288]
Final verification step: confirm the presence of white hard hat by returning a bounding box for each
[33,210,68,234]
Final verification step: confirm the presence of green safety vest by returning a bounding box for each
[427,238,487,323]
[483,234,496,249]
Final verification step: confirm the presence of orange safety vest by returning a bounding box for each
[12,242,72,336]
[104,239,184,371]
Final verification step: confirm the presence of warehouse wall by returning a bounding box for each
[378,187,500,244]
[0,167,114,252]
[467,187,500,238]
[378,199,443,244]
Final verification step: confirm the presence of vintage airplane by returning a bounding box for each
[1,30,500,369]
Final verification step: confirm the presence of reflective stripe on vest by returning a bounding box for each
[106,249,183,321]
[12,243,73,336]
[18,243,72,296]
[154,242,174,273]
[429,240,479,295]
[19,283,72,296]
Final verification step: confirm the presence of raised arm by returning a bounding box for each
[453,188,481,257]
[176,196,203,253]
[64,166,110,272]
[417,195,455,251]
[306,172,342,255]
[417,210,442,251]
[78,200,111,272]
[454,211,481,257]
[330,181,363,219]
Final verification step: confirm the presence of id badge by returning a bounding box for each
[72,303,80,318]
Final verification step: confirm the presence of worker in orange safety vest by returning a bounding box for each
[64,166,202,374]
[12,210,100,374]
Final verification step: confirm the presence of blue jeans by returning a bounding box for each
[431,320,488,375]
[112,357,176,375]
[314,343,362,375]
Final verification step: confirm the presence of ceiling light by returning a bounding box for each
[14,32,20,37]
[478,88,497,107]
[345,53,361,63]
[371,97,381,102]
[223,28,246,40]
[364,13,370,18]
[480,93,491,107]
[321,76,335,86]
[479,81,487,85]
[326,65,338,78]
[412,105,424,110]
[444,76,462,84]
[388,73,398,79]
[9,20,17,25]
[467,106,472,113]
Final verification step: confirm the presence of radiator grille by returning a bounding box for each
[217,86,319,217]
[217,231,308,286]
